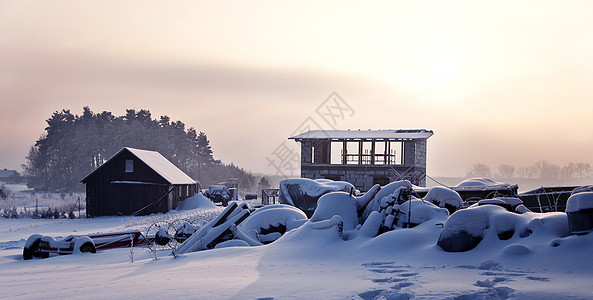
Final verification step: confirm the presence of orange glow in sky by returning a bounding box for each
[1,1,592,177]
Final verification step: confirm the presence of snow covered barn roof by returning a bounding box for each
[81,147,196,185]
[289,129,433,140]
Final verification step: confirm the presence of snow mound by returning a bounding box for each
[394,199,449,228]
[238,204,308,244]
[175,193,217,211]
[438,204,570,252]
[469,197,526,213]
[423,186,463,213]
[310,192,359,231]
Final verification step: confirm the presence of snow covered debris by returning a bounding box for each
[438,204,570,252]
[203,185,231,205]
[359,181,414,221]
[238,204,308,244]
[310,192,359,231]
[566,192,593,234]
[175,193,216,211]
[566,192,593,213]
[470,197,527,213]
[422,186,463,213]
[394,199,449,228]
[278,178,355,216]
[456,177,508,187]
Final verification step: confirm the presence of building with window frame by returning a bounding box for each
[289,129,433,191]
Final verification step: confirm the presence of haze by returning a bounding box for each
[1,1,592,177]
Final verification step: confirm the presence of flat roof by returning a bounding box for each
[289,129,433,140]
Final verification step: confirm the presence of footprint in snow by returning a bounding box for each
[358,289,413,300]
[391,282,414,290]
[372,277,406,283]
[526,276,550,282]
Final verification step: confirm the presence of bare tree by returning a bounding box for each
[575,162,592,178]
[467,163,492,178]
[517,166,535,178]
[534,160,561,179]
[498,164,515,178]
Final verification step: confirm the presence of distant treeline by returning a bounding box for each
[467,161,593,179]
[23,107,256,192]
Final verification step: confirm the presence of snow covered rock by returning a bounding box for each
[278,178,355,216]
[422,186,463,214]
[566,192,593,234]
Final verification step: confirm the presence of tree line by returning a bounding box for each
[23,107,256,192]
[467,161,593,179]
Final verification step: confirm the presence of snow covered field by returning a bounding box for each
[2,191,593,299]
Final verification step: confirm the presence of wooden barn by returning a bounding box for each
[81,147,199,217]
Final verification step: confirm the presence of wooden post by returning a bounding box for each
[358,141,363,164]
[342,140,347,164]
[371,140,376,165]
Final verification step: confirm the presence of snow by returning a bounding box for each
[289,129,434,140]
[175,193,216,211]
[310,192,359,231]
[278,178,355,213]
[566,192,593,213]
[422,186,463,210]
[238,204,307,243]
[3,190,593,299]
[456,177,508,187]
[82,147,196,184]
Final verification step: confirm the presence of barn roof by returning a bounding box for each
[289,129,433,140]
[81,147,196,185]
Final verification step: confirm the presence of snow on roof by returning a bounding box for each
[124,147,196,184]
[289,129,433,140]
[81,147,196,185]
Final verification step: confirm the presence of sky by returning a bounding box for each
[1,1,592,178]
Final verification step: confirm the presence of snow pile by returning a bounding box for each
[422,186,463,213]
[238,204,308,244]
[307,185,448,240]
[469,197,528,213]
[438,204,570,252]
[394,199,449,228]
[278,178,355,215]
[359,180,415,220]
[311,192,359,231]
[175,193,216,211]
